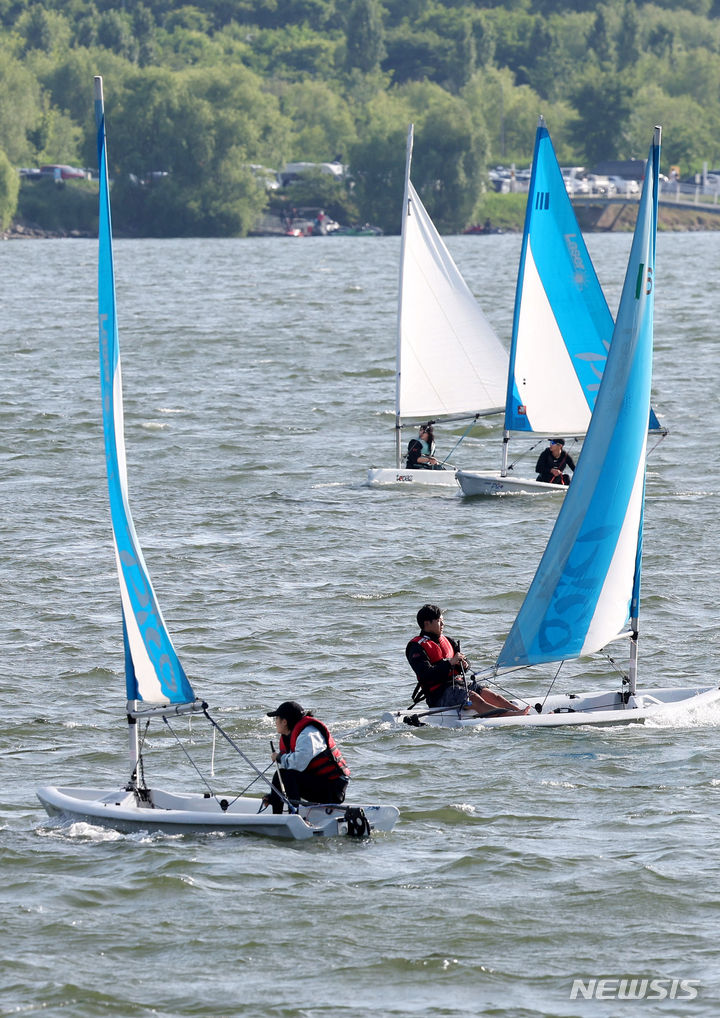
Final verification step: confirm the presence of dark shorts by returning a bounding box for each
[430,680,486,709]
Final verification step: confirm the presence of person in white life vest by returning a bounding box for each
[263,700,350,813]
[405,604,529,716]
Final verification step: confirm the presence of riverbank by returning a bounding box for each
[4,198,720,240]
[1,221,93,240]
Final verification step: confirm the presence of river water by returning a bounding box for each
[3,231,720,1018]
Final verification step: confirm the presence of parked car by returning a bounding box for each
[279,161,346,187]
[608,176,639,196]
[40,164,88,180]
[250,164,280,191]
[587,174,617,196]
[564,175,590,195]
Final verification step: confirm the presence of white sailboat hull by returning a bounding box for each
[367,466,459,488]
[383,685,720,729]
[37,786,399,840]
[456,469,568,496]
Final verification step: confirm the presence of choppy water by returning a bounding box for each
[3,231,720,1018]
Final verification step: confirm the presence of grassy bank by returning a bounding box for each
[14,178,97,236]
[470,192,720,233]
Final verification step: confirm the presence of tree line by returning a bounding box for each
[1,0,719,235]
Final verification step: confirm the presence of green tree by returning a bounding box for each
[617,3,640,70]
[0,147,19,229]
[463,67,544,165]
[346,92,412,232]
[587,7,614,67]
[16,4,71,54]
[471,12,496,69]
[247,25,339,78]
[0,49,42,164]
[568,71,634,164]
[348,82,485,233]
[274,79,356,162]
[97,10,138,62]
[346,0,385,73]
[108,65,290,235]
[382,26,454,86]
[627,82,719,173]
[406,84,487,231]
[134,4,157,66]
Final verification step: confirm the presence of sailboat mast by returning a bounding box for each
[127,705,140,775]
[501,431,510,476]
[395,124,414,469]
[628,627,639,696]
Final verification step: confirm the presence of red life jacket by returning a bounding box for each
[409,633,459,698]
[279,716,350,781]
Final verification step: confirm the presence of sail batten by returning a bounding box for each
[396,125,507,424]
[95,76,195,706]
[496,128,660,671]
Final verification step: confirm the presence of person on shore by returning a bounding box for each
[263,701,350,813]
[406,423,444,469]
[405,604,529,716]
[535,438,575,485]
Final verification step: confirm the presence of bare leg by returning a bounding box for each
[468,688,529,717]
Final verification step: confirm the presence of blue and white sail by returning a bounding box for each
[95,76,195,706]
[396,124,507,425]
[497,127,660,670]
[504,118,615,436]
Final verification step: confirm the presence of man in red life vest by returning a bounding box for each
[406,604,529,716]
[264,700,350,813]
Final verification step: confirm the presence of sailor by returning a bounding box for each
[535,438,575,485]
[405,604,529,716]
[406,423,444,469]
[263,701,350,813]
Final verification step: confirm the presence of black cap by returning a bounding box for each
[267,700,305,723]
[549,438,565,446]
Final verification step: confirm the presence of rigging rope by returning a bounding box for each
[128,717,152,791]
[538,660,566,712]
[438,415,480,466]
[163,716,217,799]
[202,709,296,813]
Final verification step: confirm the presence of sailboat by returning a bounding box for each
[36,77,399,839]
[367,124,508,487]
[385,127,720,729]
[457,117,664,496]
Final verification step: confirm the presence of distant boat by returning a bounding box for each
[462,222,503,235]
[457,117,664,497]
[386,127,720,729]
[332,224,384,236]
[36,77,399,840]
[367,124,508,488]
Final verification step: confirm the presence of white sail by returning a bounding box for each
[396,126,507,423]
